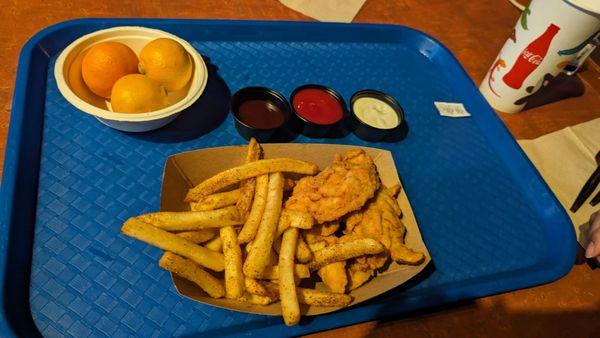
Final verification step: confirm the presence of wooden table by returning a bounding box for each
[1,1,599,337]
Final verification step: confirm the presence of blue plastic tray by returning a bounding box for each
[0,19,576,337]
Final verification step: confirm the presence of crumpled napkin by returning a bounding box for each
[279,0,367,23]
[518,118,600,246]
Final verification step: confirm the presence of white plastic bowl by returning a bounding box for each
[54,26,208,132]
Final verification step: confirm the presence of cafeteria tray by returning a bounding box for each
[0,19,576,337]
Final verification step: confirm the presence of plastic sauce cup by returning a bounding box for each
[289,84,346,138]
[230,87,291,142]
[349,90,405,142]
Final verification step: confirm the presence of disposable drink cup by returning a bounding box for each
[479,0,600,113]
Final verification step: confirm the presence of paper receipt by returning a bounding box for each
[434,102,471,118]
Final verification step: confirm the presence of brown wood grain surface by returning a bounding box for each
[0,1,598,337]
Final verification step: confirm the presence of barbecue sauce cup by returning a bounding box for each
[231,87,291,142]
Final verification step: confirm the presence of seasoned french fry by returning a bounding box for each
[296,287,353,307]
[272,235,311,263]
[264,283,353,307]
[307,240,327,252]
[176,229,218,243]
[244,243,277,267]
[159,252,225,298]
[243,173,284,278]
[220,226,245,299]
[244,137,262,162]
[296,236,313,263]
[265,282,352,307]
[122,218,225,271]
[282,209,314,230]
[276,217,290,238]
[185,159,318,201]
[276,210,314,239]
[244,277,272,297]
[239,292,277,305]
[308,238,385,271]
[190,189,240,211]
[236,178,256,220]
[279,227,300,326]
[244,240,253,255]
[236,138,262,221]
[136,206,241,231]
[205,237,222,252]
[257,264,310,280]
[237,174,269,244]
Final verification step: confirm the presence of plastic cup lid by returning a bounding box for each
[565,0,600,16]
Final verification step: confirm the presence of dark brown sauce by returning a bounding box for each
[238,99,285,129]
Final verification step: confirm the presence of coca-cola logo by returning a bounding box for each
[522,48,543,65]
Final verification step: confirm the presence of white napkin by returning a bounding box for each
[518,118,600,246]
[279,0,367,23]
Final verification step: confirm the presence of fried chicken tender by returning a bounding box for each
[304,229,347,293]
[317,261,347,294]
[309,222,339,237]
[347,260,375,290]
[285,150,380,223]
[345,186,424,269]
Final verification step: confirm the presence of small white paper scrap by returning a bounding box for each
[434,102,471,118]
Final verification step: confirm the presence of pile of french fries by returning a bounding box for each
[121,138,422,326]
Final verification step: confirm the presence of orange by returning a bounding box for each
[139,38,193,91]
[81,42,138,98]
[67,50,107,109]
[110,74,169,114]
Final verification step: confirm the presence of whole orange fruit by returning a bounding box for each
[110,74,169,114]
[139,38,193,91]
[67,50,107,109]
[81,42,138,98]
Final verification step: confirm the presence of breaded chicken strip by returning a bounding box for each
[286,150,380,223]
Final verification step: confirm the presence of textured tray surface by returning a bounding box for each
[10,21,568,337]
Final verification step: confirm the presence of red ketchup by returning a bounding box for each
[292,88,343,125]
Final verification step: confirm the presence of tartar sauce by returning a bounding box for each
[352,97,399,129]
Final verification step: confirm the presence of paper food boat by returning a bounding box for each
[160,143,431,315]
